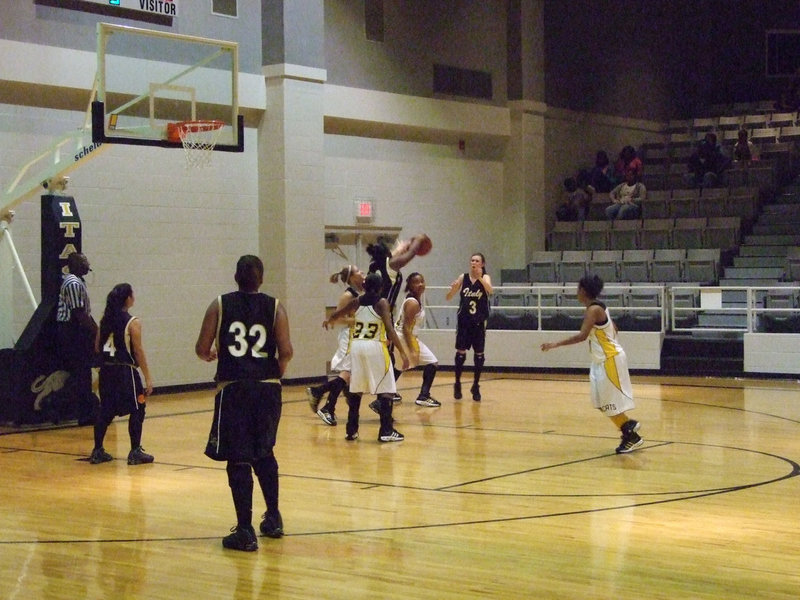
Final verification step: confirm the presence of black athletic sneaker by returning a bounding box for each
[369,399,380,414]
[306,387,323,413]
[453,382,462,399]
[345,432,359,441]
[260,511,284,538]
[392,393,402,403]
[616,420,643,454]
[415,394,441,407]
[127,446,154,465]
[616,431,643,454]
[316,408,337,426]
[378,429,405,443]
[471,383,481,402]
[89,447,113,464]
[223,525,258,551]
[621,420,640,437]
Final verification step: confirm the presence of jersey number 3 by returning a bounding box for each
[227,322,269,358]
[353,321,379,339]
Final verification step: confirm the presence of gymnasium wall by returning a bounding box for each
[324,0,510,105]
[6,1,781,386]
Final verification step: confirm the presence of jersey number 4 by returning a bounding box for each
[227,322,269,358]
[102,336,117,358]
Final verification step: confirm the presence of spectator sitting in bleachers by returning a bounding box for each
[732,128,759,164]
[685,132,731,188]
[606,169,646,221]
[614,145,643,181]
[587,150,616,193]
[557,176,591,221]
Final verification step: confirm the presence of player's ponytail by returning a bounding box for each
[330,265,354,285]
[99,282,133,348]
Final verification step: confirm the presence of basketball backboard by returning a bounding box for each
[92,22,242,151]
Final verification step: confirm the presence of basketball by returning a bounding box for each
[416,234,433,256]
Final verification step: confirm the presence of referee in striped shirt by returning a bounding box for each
[56,252,98,425]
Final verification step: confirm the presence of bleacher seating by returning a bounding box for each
[641,190,670,218]
[625,288,663,330]
[619,249,652,282]
[718,115,743,131]
[487,290,537,330]
[669,188,700,218]
[769,112,797,128]
[671,217,706,248]
[548,186,756,254]
[705,216,740,248]
[671,288,700,327]
[559,250,590,282]
[608,219,640,249]
[684,248,720,283]
[547,221,580,251]
[527,251,560,283]
[640,218,673,249]
[650,249,685,283]
[500,268,528,284]
[581,220,610,250]
[759,289,800,333]
[588,250,621,282]
[785,246,800,282]
[516,247,722,288]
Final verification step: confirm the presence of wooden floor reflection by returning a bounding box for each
[1,372,799,599]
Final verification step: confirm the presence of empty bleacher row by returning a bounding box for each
[518,248,721,285]
[549,218,740,252]
[486,282,800,333]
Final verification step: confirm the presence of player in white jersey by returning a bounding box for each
[324,273,410,442]
[306,265,365,426]
[540,274,643,454]
[395,273,440,407]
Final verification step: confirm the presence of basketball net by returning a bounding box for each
[174,120,224,169]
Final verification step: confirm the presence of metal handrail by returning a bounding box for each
[421,284,800,334]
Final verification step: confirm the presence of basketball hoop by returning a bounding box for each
[167,120,224,169]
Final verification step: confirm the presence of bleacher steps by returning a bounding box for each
[738,245,791,257]
[732,255,785,268]
[743,234,800,245]
[719,278,790,287]
[721,266,784,279]
[752,223,800,235]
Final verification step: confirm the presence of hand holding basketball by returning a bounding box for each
[415,234,433,256]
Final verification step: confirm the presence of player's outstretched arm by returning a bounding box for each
[445,274,464,301]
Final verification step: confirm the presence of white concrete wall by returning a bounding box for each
[744,333,800,375]
[423,330,662,370]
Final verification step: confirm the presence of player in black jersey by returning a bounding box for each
[89,283,154,465]
[195,255,293,552]
[446,253,493,401]
[366,234,426,408]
